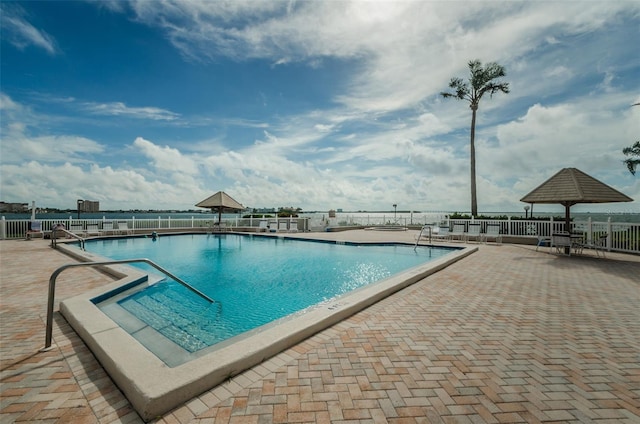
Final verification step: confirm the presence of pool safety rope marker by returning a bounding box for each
[41,258,215,351]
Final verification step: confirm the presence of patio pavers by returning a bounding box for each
[1,234,639,423]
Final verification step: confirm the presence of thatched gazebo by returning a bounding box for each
[520,168,633,232]
[195,191,245,225]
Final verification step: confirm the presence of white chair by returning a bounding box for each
[551,233,573,255]
[103,222,115,235]
[482,224,502,244]
[289,220,298,233]
[268,220,278,232]
[416,225,450,242]
[117,221,133,235]
[536,235,552,252]
[415,225,436,242]
[69,224,85,237]
[449,224,466,241]
[258,220,269,232]
[86,224,102,237]
[577,234,608,258]
[434,226,450,241]
[278,221,288,232]
[464,224,482,243]
[25,221,44,239]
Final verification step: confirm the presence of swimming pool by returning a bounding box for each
[84,234,456,364]
[59,231,475,420]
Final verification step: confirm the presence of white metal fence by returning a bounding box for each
[0,216,309,239]
[2,215,638,254]
[445,217,639,254]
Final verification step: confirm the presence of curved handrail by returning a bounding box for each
[414,225,432,250]
[50,227,85,250]
[41,258,214,351]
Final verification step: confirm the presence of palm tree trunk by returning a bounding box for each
[469,106,478,217]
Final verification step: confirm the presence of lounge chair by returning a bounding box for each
[278,221,289,232]
[434,226,450,241]
[117,221,133,235]
[415,225,435,241]
[268,220,278,233]
[258,220,269,232]
[482,224,502,244]
[415,225,449,242]
[69,224,85,237]
[449,224,466,241]
[289,220,298,233]
[25,221,44,239]
[103,222,115,235]
[86,224,102,237]
[464,224,482,243]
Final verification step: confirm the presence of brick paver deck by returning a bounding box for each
[1,233,638,423]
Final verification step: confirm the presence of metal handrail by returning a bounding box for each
[414,225,432,250]
[50,227,85,250]
[41,258,214,351]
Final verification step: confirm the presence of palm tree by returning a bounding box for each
[623,102,640,175]
[623,141,639,175]
[441,60,509,217]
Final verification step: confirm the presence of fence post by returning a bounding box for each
[132,216,136,232]
[168,216,171,229]
[507,216,511,235]
[191,216,194,229]
[587,217,592,245]
[1,216,5,240]
[606,218,612,251]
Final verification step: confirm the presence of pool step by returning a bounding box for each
[118,283,224,353]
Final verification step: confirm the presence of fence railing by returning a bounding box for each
[443,217,639,254]
[2,215,638,254]
[0,216,310,240]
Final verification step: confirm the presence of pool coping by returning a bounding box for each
[57,237,477,421]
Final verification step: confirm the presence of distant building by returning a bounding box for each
[0,202,29,213]
[78,200,100,212]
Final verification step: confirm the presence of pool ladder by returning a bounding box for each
[41,258,215,351]
[414,225,432,250]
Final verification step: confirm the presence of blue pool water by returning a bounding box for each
[86,234,456,355]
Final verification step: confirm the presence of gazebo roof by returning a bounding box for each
[195,191,244,211]
[520,168,633,206]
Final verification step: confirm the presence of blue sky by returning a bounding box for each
[1,1,639,214]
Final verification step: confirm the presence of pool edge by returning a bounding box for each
[59,243,477,421]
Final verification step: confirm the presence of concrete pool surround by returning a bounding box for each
[56,236,476,421]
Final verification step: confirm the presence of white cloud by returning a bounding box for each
[133,137,199,174]
[0,94,105,164]
[0,4,58,54]
[2,2,639,214]
[114,1,640,119]
[82,101,180,121]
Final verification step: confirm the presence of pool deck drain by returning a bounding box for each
[1,230,639,423]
